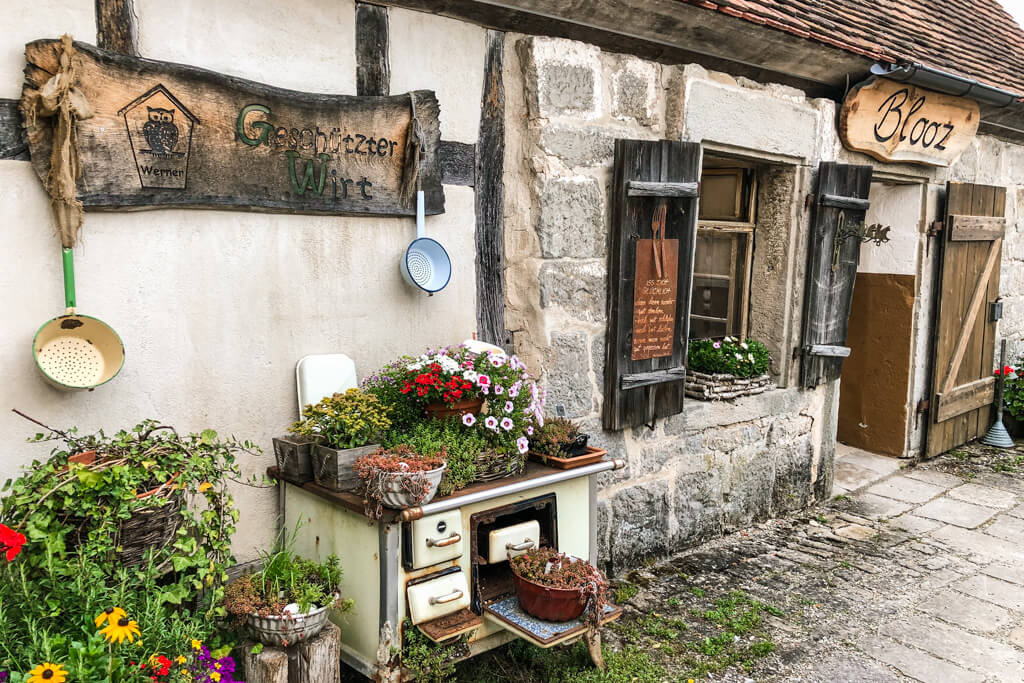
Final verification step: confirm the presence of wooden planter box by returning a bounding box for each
[272,435,317,482]
[684,370,772,401]
[311,444,378,492]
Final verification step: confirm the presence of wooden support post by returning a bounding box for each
[242,642,288,683]
[475,30,508,349]
[288,622,341,683]
[0,100,27,160]
[355,3,390,96]
[95,0,138,56]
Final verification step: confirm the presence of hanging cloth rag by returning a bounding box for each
[24,34,93,249]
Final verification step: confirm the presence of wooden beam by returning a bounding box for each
[355,2,390,96]
[439,140,475,186]
[620,367,686,390]
[807,344,851,358]
[475,30,508,348]
[940,237,1003,394]
[820,194,871,210]
[95,0,138,56]
[936,376,995,422]
[0,99,28,160]
[626,180,698,198]
[948,214,1006,241]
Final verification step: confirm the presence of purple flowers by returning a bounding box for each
[516,436,530,454]
[500,417,514,431]
[526,426,534,436]
[0,670,8,683]
[188,643,240,683]
[504,401,515,413]
[494,385,504,395]
[485,416,499,431]
[462,413,477,427]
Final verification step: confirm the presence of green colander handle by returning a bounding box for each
[62,248,76,311]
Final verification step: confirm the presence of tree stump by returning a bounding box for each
[242,641,288,683]
[288,621,341,683]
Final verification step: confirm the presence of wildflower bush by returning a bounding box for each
[687,337,770,379]
[1001,358,1024,421]
[0,420,261,681]
[289,388,391,450]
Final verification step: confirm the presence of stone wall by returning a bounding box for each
[503,36,838,575]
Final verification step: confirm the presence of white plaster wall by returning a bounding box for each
[388,8,486,142]
[859,182,923,276]
[3,1,96,99]
[0,2,484,561]
[136,0,357,94]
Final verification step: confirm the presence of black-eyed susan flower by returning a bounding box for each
[100,615,141,644]
[94,606,127,628]
[27,663,67,683]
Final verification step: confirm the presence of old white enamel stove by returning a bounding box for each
[275,457,624,681]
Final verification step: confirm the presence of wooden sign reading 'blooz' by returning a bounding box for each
[21,39,444,216]
[839,77,980,167]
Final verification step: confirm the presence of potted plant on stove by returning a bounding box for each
[528,417,606,469]
[224,541,353,647]
[290,388,392,492]
[510,547,609,626]
[685,336,773,400]
[353,445,446,519]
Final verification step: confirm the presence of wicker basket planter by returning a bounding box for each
[246,604,330,647]
[311,444,378,492]
[473,449,526,483]
[684,370,772,401]
[272,435,317,482]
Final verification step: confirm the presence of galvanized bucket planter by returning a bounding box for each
[311,443,379,492]
[246,604,330,647]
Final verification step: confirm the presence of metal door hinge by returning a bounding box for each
[927,220,944,237]
[916,399,930,414]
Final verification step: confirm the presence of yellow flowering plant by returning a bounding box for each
[289,388,392,450]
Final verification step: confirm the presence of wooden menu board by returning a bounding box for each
[631,238,678,360]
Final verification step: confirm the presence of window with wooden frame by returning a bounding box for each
[689,166,756,340]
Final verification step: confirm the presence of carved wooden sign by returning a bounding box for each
[839,78,979,167]
[21,39,444,216]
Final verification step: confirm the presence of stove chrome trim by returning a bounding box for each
[401,458,624,522]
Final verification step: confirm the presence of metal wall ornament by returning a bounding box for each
[831,214,892,272]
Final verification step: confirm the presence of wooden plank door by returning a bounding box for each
[926,182,1006,458]
[801,163,873,387]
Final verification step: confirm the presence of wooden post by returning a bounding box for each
[95,0,138,56]
[288,622,341,683]
[242,642,289,683]
[475,30,509,349]
[355,3,390,97]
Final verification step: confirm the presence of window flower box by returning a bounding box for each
[684,370,772,400]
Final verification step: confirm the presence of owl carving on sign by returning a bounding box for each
[142,107,179,154]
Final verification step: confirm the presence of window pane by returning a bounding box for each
[699,171,741,221]
[689,231,749,340]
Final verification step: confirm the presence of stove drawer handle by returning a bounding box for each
[506,539,535,552]
[428,589,464,605]
[427,533,462,548]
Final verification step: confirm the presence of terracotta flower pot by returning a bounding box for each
[512,572,587,622]
[424,397,484,421]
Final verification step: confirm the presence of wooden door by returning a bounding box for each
[801,163,873,387]
[926,182,1006,458]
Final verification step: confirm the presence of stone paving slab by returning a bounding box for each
[1007,503,1024,519]
[929,524,1024,563]
[857,634,985,683]
[852,492,915,520]
[983,563,1024,586]
[866,475,948,504]
[888,513,945,535]
[954,573,1024,610]
[902,469,963,488]
[946,482,1019,509]
[914,496,999,528]
[916,588,1014,633]
[983,514,1024,543]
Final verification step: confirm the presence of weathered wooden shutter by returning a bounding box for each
[800,162,873,388]
[603,140,701,430]
[926,182,1006,458]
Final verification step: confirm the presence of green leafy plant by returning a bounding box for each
[530,417,586,457]
[687,337,770,378]
[224,552,350,622]
[290,388,392,450]
[385,419,497,496]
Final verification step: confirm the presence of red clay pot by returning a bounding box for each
[67,450,98,466]
[512,572,586,622]
[424,397,484,421]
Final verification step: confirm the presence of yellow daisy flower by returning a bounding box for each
[209,673,221,682]
[27,662,68,683]
[100,615,141,644]
[191,638,203,651]
[176,655,188,664]
[94,606,127,628]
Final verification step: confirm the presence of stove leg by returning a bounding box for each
[586,628,604,670]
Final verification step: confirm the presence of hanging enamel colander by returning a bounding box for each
[33,248,124,390]
[400,190,452,294]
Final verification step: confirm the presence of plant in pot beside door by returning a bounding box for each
[290,388,391,492]
[528,417,607,469]
[685,337,773,401]
[353,445,446,519]
[224,546,353,647]
[510,547,609,626]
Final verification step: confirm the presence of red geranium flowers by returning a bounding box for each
[0,523,26,561]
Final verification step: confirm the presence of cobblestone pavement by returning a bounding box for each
[592,441,1024,682]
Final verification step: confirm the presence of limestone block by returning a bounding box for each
[608,479,671,572]
[772,439,814,513]
[538,260,606,321]
[539,126,617,168]
[721,446,774,529]
[610,57,659,126]
[518,37,601,119]
[544,332,593,418]
[537,176,605,258]
[673,470,724,547]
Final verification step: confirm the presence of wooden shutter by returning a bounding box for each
[603,140,701,430]
[800,162,873,388]
[926,182,1006,458]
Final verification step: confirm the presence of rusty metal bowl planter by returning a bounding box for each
[379,463,446,509]
[246,604,330,647]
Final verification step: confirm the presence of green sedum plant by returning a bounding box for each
[687,337,770,379]
[383,419,491,496]
[529,417,585,457]
[290,388,392,450]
